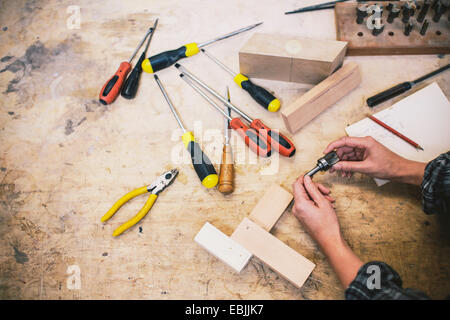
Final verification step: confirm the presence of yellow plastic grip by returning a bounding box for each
[101,186,149,222]
[268,99,281,112]
[184,43,200,57]
[141,59,154,73]
[202,174,219,188]
[112,194,158,237]
[182,131,195,149]
[233,73,249,88]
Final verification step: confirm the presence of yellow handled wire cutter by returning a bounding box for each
[101,169,178,236]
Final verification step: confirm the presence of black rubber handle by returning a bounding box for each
[367,82,412,107]
[187,141,218,187]
[241,79,278,110]
[121,52,146,99]
[148,46,188,73]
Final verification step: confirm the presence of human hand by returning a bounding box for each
[323,136,425,184]
[292,175,341,248]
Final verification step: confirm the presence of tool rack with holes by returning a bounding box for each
[335,0,450,55]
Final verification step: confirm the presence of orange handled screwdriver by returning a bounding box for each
[99,26,154,105]
[180,74,271,157]
[175,63,296,157]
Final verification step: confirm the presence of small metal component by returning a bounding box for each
[404,21,414,36]
[305,151,340,177]
[433,2,447,22]
[420,19,430,35]
[356,4,369,24]
[417,1,430,22]
[147,169,179,195]
[402,2,414,23]
[387,5,401,23]
[387,3,394,12]
[372,22,385,36]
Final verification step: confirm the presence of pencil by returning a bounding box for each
[367,114,424,151]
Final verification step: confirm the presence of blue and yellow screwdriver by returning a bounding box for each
[141,22,262,74]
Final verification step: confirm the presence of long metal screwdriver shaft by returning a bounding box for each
[175,64,253,123]
[179,75,232,120]
[197,22,263,48]
[154,75,186,132]
[201,49,236,77]
[128,27,154,63]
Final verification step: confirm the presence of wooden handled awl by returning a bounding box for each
[218,87,234,194]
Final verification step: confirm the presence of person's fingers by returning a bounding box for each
[324,136,370,154]
[303,175,327,205]
[317,183,331,195]
[324,195,335,203]
[332,160,368,174]
[292,176,309,202]
[342,152,356,161]
[336,147,355,158]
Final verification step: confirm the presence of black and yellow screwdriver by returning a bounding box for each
[141,22,262,74]
[154,74,218,189]
[201,48,280,112]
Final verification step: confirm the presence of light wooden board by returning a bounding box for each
[239,33,347,84]
[335,1,450,55]
[231,218,315,288]
[194,222,252,273]
[281,63,361,133]
[248,184,293,232]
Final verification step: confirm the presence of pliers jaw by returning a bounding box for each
[147,168,178,195]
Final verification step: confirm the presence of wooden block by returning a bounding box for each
[281,62,361,133]
[194,222,252,273]
[248,184,293,232]
[239,33,348,84]
[231,218,315,288]
[335,2,450,56]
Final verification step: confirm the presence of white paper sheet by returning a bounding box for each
[345,82,450,186]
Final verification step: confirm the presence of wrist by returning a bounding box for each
[316,232,347,257]
[393,159,426,185]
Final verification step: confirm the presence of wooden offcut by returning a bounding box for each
[281,62,361,134]
[335,1,450,55]
[248,184,293,232]
[231,218,316,288]
[194,222,252,273]
[239,33,348,84]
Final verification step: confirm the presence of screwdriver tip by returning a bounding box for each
[417,146,424,151]
[174,63,181,68]
[200,48,205,52]
[154,74,159,80]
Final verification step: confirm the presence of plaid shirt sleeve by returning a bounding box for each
[345,262,429,300]
[421,151,450,215]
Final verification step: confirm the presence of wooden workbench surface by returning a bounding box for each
[0,0,449,299]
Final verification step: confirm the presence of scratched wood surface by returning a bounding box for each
[0,0,449,300]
